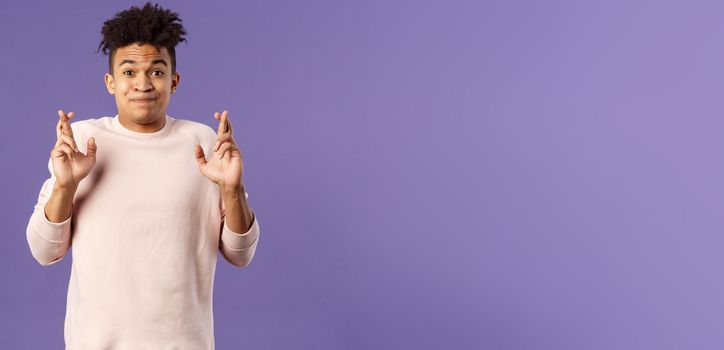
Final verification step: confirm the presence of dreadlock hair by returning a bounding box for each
[97,2,187,75]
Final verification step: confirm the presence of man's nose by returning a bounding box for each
[134,74,153,91]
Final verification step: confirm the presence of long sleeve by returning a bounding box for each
[35,115,262,347]
[26,158,72,266]
[218,190,260,267]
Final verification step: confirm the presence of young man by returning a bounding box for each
[25,3,260,348]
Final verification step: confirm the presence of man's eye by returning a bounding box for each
[152,71,164,76]
[123,70,133,76]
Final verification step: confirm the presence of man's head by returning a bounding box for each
[97,2,186,129]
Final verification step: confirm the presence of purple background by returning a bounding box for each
[2,0,723,348]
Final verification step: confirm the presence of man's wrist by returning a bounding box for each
[53,183,78,195]
[219,183,245,197]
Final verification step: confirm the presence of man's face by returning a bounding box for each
[103,43,180,127]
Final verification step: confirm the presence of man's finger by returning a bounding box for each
[193,144,207,167]
[59,133,79,152]
[64,112,75,138]
[54,136,64,149]
[214,133,234,151]
[58,110,75,137]
[57,110,66,138]
[86,137,97,159]
[216,142,234,159]
[215,112,225,135]
[222,110,232,135]
[56,143,74,160]
[51,145,66,159]
[226,120,233,136]
[58,110,68,126]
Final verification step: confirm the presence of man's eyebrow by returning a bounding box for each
[119,59,168,67]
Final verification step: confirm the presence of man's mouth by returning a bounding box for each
[130,98,156,105]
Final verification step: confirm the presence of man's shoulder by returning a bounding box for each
[68,116,113,135]
[172,118,215,134]
[171,117,217,143]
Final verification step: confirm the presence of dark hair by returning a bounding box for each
[97,2,187,75]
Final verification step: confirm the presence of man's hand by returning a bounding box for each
[51,110,97,190]
[194,110,244,189]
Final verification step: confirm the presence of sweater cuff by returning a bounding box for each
[32,209,72,242]
[221,212,259,250]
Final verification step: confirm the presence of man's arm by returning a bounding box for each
[26,160,74,267]
[27,110,96,267]
[221,184,254,233]
[45,183,77,223]
[218,184,260,268]
[193,111,261,267]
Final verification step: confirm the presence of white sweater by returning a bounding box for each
[26,114,260,349]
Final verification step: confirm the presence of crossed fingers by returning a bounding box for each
[54,110,79,159]
[213,110,237,159]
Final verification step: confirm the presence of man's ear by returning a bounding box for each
[171,72,181,93]
[104,72,115,95]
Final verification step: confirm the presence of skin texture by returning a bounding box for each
[45,43,255,233]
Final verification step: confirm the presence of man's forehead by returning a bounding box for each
[115,44,169,64]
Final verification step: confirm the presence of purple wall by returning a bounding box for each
[2,0,723,348]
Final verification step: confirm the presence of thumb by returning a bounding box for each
[194,143,207,167]
[86,137,97,159]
